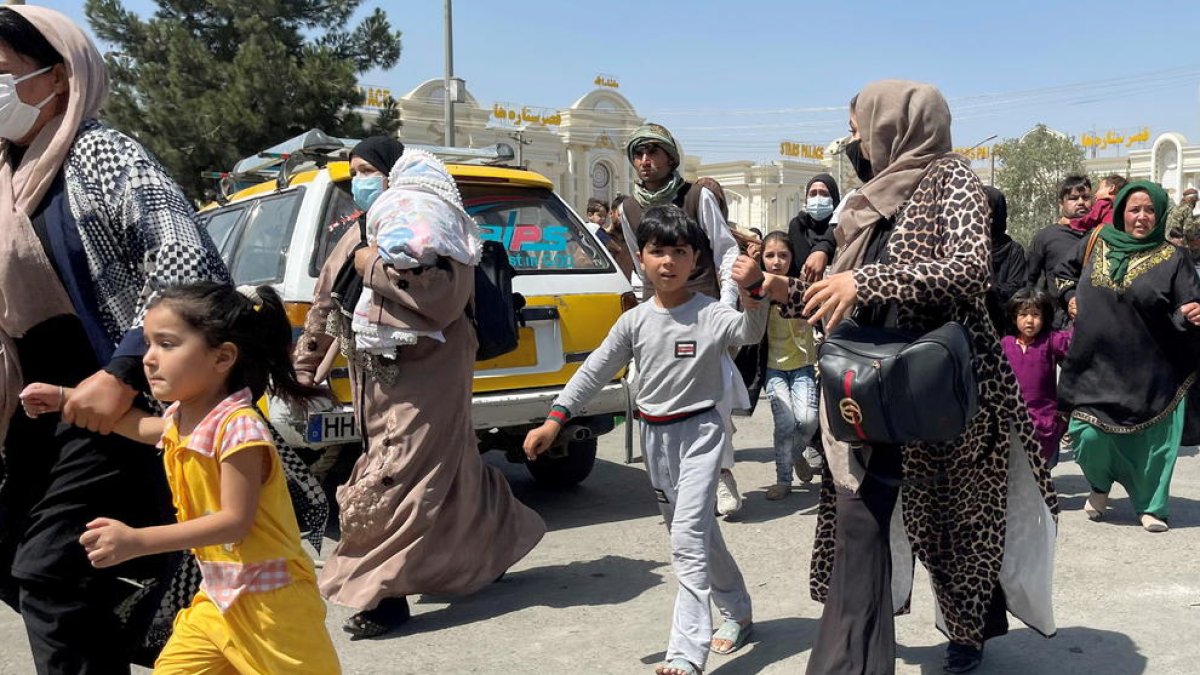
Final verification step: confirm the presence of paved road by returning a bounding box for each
[2,405,1199,674]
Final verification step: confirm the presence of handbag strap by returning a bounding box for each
[840,371,870,442]
[1083,225,1103,265]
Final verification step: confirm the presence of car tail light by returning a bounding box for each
[620,292,638,313]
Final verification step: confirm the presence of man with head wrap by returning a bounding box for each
[614,123,748,516]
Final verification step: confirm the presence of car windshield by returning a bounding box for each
[461,185,611,274]
[200,189,305,285]
[203,205,246,255]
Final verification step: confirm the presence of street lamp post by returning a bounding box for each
[967,134,998,186]
[443,0,455,146]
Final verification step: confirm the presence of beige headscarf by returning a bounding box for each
[830,80,953,276]
[0,6,109,446]
[823,80,955,492]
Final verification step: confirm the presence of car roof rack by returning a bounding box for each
[203,129,517,199]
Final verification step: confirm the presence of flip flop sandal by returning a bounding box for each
[710,620,752,655]
[343,597,411,640]
[1084,493,1108,521]
[343,612,389,640]
[1141,514,1169,533]
[659,658,702,675]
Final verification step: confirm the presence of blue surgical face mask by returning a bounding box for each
[351,175,385,211]
[806,195,834,221]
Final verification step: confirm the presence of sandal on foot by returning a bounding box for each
[1084,491,1108,521]
[943,642,983,673]
[765,483,790,500]
[710,619,752,655]
[343,597,410,639]
[656,658,702,675]
[1141,514,1169,533]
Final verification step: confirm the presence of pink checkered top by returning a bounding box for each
[159,388,268,459]
[160,388,297,613]
[198,558,293,613]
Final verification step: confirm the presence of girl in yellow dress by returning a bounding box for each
[20,282,341,674]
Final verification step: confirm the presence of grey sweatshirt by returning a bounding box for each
[553,293,768,419]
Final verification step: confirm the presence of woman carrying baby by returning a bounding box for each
[294,138,546,638]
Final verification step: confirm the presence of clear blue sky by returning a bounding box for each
[35,0,1200,164]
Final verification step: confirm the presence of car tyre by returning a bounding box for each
[525,438,597,488]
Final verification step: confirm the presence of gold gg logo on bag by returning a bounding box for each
[839,397,863,425]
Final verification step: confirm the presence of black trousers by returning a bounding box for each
[1,412,174,675]
[807,449,903,675]
[19,576,143,675]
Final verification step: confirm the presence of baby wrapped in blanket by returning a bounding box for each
[352,150,482,355]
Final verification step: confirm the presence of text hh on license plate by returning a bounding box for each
[307,412,359,444]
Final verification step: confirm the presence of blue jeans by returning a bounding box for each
[765,366,820,484]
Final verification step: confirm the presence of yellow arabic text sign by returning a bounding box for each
[492,103,562,127]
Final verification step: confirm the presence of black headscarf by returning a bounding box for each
[984,186,1017,268]
[350,135,405,174]
[335,136,405,314]
[983,186,1028,333]
[787,173,842,266]
[805,172,842,210]
[984,186,1009,243]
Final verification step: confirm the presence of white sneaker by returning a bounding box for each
[716,470,742,516]
[803,446,825,469]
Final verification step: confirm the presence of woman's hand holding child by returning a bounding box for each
[19,383,71,418]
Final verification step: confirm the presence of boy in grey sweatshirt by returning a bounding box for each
[525,205,767,675]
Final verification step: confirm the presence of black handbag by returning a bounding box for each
[817,319,978,445]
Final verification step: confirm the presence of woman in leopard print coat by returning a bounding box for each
[734,80,1058,675]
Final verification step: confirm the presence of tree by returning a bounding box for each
[86,0,403,200]
[993,124,1087,245]
[368,95,402,137]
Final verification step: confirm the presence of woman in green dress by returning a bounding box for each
[1055,180,1200,532]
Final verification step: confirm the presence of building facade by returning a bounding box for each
[1085,132,1200,201]
[376,79,644,217]
[688,160,834,233]
[365,79,830,229]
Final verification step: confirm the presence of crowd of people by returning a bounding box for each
[1,6,1199,675]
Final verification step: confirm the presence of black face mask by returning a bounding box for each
[846,139,874,183]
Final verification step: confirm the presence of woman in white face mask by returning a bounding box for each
[786,173,841,283]
[0,6,233,673]
[0,59,64,146]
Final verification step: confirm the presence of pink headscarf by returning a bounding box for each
[0,6,110,447]
[822,80,957,492]
[831,80,954,276]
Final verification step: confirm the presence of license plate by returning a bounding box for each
[306,411,359,444]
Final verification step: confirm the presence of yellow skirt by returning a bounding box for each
[154,582,340,674]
